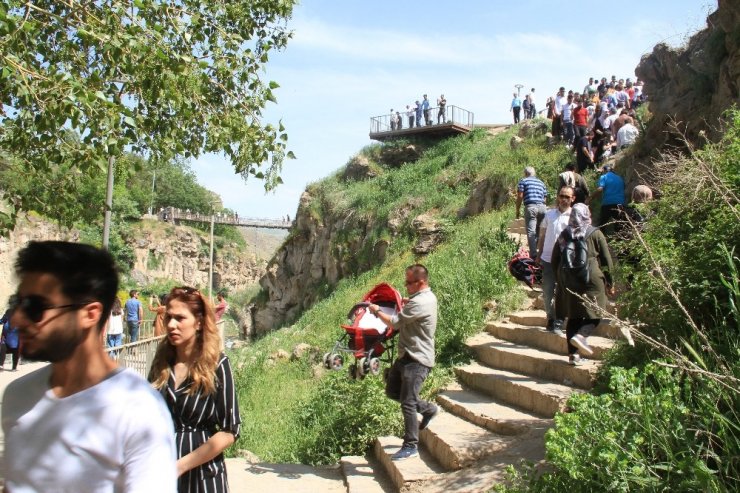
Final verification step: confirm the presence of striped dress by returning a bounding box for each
[161,354,241,493]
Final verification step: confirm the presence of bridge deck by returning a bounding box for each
[161,208,291,230]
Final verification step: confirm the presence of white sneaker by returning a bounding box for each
[571,334,593,355]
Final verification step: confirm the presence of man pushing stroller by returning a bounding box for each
[367,264,438,461]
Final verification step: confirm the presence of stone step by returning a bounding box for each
[487,320,614,360]
[436,383,553,436]
[467,332,599,390]
[516,284,542,296]
[506,232,526,246]
[420,409,517,470]
[508,218,526,234]
[402,433,548,493]
[374,436,446,492]
[455,362,578,417]
[225,458,346,492]
[341,455,395,493]
[508,309,623,339]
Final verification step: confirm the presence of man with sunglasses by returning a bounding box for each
[1,241,177,492]
[536,186,575,335]
[368,264,438,461]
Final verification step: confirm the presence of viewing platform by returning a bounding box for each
[369,105,474,142]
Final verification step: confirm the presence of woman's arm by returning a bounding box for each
[176,431,236,476]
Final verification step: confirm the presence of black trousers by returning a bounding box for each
[0,343,19,370]
[385,356,435,448]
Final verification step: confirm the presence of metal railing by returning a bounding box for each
[158,207,291,230]
[370,105,475,134]
[108,335,165,379]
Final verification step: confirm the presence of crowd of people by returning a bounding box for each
[517,155,653,364]
[388,93,447,130]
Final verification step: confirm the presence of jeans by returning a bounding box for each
[541,260,556,321]
[385,356,435,448]
[563,121,575,145]
[524,203,546,258]
[107,333,123,348]
[513,107,521,124]
[127,321,140,343]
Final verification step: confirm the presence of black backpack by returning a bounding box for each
[560,226,596,287]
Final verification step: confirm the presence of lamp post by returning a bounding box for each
[102,155,115,248]
[515,84,524,97]
[208,207,215,302]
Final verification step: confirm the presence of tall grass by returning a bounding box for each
[229,126,567,464]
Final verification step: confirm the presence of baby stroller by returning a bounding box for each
[323,283,404,380]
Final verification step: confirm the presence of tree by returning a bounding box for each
[0,0,296,231]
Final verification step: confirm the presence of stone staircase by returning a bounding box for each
[335,218,623,492]
[227,218,624,492]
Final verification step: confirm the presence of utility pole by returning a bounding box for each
[515,84,524,97]
[208,208,215,301]
[102,155,115,249]
[148,170,156,216]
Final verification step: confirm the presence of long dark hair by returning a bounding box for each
[111,297,122,316]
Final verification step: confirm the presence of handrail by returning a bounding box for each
[157,208,291,229]
[370,105,475,134]
[108,335,165,379]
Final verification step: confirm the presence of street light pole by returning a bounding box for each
[148,170,156,216]
[515,84,524,97]
[208,209,214,302]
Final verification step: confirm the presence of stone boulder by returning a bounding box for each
[342,155,377,182]
[517,120,549,138]
[412,213,444,254]
[510,136,524,149]
[459,176,512,218]
[378,144,422,168]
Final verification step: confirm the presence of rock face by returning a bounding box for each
[130,220,267,291]
[0,215,79,306]
[0,216,269,305]
[636,0,739,147]
[253,190,389,334]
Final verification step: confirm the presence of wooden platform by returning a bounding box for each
[369,122,472,142]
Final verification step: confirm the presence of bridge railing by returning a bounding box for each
[370,105,474,134]
[108,335,165,379]
[160,208,291,229]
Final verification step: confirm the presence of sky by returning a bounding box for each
[190,0,715,220]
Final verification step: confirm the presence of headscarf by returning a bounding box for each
[568,203,592,239]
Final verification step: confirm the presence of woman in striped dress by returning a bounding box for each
[149,286,241,493]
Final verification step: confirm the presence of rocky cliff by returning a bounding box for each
[0,214,79,307]
[0,216,271,307]
[636,0,739,148]
[129,220,268,291]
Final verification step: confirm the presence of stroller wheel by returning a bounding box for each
[329,353,344,371]
[368,357,381,375]
[322,352,332,370]
[357,357,367,377]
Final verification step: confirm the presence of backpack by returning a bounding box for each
[508,249,541,288]
[560,226,596,287]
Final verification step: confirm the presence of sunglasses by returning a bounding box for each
[558,194,574,199]
[9,294,89,323]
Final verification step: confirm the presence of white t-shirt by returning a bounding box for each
[617,123,640,147]
[539,207,572,263]
[108,313,124,335]
[1,366,177,493]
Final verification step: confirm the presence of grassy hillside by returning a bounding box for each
[228,125,579,464]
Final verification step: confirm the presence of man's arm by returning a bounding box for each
[535,222,548,264]
[138,303,144,325]
[515,191,524,219]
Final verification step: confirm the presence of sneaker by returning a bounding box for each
[419,405,439,431]
[391,445,418,461]
[569,355,586,366]
[571,334,593,355]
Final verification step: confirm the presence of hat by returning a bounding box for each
[602,165,612,172]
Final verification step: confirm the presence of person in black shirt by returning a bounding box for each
[576,130,595,173]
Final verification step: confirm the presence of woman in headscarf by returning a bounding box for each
[551,203,614,365]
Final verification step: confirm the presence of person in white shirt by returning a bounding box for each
[616,117,640,149]
[536,187,575,335]
[1,241,177,493]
